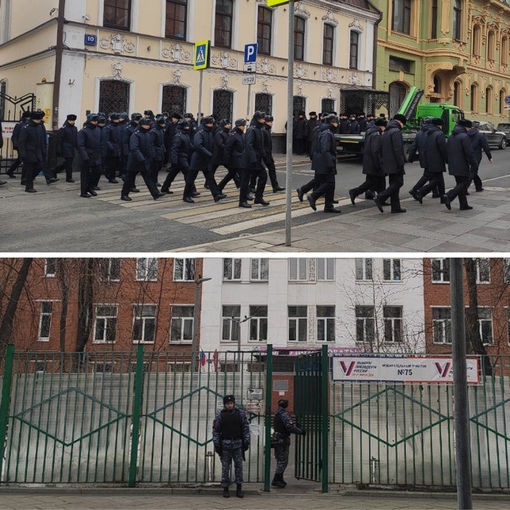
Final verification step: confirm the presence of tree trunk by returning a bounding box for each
[75,259,94,363]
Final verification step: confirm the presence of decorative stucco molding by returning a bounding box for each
[294,63,309,79]
[100,33,135,54]
[349,19,363,32]
[295,2,311,18]
[322,68,337,82]
[161,44,191,62]
[257,58,276,74]
[322,10,339,27]
[212,52,237,69]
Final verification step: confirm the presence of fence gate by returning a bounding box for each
[293,345,328,491]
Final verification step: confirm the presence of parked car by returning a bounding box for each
[496,122,510,139]
[476,121,507,149]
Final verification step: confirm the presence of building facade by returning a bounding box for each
[0,0,380,139]
[373,0,510,124]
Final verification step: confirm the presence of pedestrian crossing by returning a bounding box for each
[95,173,351,236]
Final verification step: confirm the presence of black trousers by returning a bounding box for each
[446,175,469,208]
[184,165,220,199]
[378,171,404,212]
[105,156,121,181]
[239,166,267,203]
[81,165,101,195]
[418,171,445,198]
[351,174,385,198]
[410,169,432,193]
[8,153,22,175]
[122,169,159,198]
[218,166,240,190]
[151,159,164,183]
[266,159,281,190]
[300,172,320,194]
[468,167,483,191]
[54,157,74,181]
[162,163,187,192]
[310,173,336,209]
[22,162,39,190]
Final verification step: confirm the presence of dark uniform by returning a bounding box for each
[293,111,308,155]
[150,116,166,184]
[272,399,304,488]
[121,114,142,179]
[443,120,478,211]
[408,121,432,200]
[103,113,123,182]
[306,112,319,156]
[467,124,492,192]
[77,113,103,197]
[263,116,284,192]
[225,119,247,207]
[212,120,232,179]
[7,111,32,178]
[212,395,250,499]
[161,120,193,194]
[53,114,78,182]
[0,120,5,185]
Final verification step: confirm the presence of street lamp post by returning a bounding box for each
[190,275,212,375]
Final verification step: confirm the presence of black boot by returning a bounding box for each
[236,484,244,498]
[271,474,285,488]
[280,474,287,487]
[223,487,230,498]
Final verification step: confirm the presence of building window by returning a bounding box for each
[355,305,375,344]
[251,259,269,281]
[453,0,462,40]
[44,258,57,277]
[454,81,461,107]
[38,301,53,341]
[132,305,156,343]
[321,98,335,113]
[476,259,490,283]
[500,90,507,115]
[383,306,403,343]
[255,93,272,115]
[434,76,441,94]
[165,0,187,40]
[392,0,411,35]
[162,85,186,116]
[478,308,493,345]
[98,258,121,282]
[317,306,335,342]
[223,258,242,280]
[355,259,373,281]
[170,305,194,343]
[104,0,131,31]
[430,0,438,39]
[432,307,451,344]
[487,31,495,61]
[212,90,233,124]
[257,6,272,56]
[249,305,268,341]
[215,0,233,49]
[294,16,305,61]
[505,259,510,283]
[136,258,158,281]
[323,24,334,66]
[99,81,130,117]
[502,37,509,66]
[317,259,334,281]
[222,305,240,342]
[93,305,118,343]
[349,31,359,70]
[471,84,478,112]
[288,306,307,342]
[389,56,412,73]
[486,88,493,114]
[472,25,481,57]
[431,259,450,283]
[293,96,306,115]
[174,258,195,281]
[289,259,308,281]
[383,259,402,281]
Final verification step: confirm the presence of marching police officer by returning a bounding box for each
[263,115,285,193]
[53,114,78,183]
[77,113,103,198]
[103,113,123,183]
[467,120,492,192]
[213,395,250,499]
[150,115,166,185]
[224,118,247,207]
[6,110,32,178]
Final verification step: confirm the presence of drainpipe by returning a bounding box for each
[52,0,66,131]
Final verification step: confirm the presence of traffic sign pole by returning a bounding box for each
[198,69,203,124]
[244,44,258,120]
[247,83,252,119]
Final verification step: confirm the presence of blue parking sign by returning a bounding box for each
[244,43,258,64]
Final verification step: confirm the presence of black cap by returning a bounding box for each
[374,118,388,127]
[184,113,194,119]
[87,113,100,123]
[265,115,274,122]
[120,113,129,121]
[219,119,231,127]
[325,114,339,124]
[458,119,473,128]
[178,119,190,128]
[156,115,166,125]
[139,118,152,127]
[235,118,247,127]
[278,399,289,408]
[202,116,215,125]
[431,118,444,126]
[98,116,107,124]
[66,114,77,121]
[171,112,183,120]
[309,111,317,116]
[144,109,154,116]
[253,111,266,121]
[223,395,235,405]
[31,110,45,120]
[22,110,32,119]
[131,113,142,121]
[393,114,407,125]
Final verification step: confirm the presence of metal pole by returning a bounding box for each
[191,279,201,376]
[263,344,273,491]
[285,1,295,247]
[197,69,204,123]
[321,344,329,493]
[0,345,15,482]
[247,83,252,120]
[450,258,472,510]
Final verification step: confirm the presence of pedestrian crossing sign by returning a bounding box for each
[267,0,290,6]
[194,40,210,70]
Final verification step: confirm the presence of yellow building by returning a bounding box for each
[0,0,381,144]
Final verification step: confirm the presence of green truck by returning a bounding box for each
[335,86,465,157]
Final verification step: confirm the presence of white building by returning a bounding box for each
[200,257,426,354]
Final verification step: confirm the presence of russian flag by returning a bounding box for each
[200,349,207,367]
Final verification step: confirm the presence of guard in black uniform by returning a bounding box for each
[263,116,285,193]
[77,113,103,198]
[53,114,78,182]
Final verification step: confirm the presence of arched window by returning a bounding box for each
[293,96,306,116]
[501,36,509,66]
[472,25,481,57]
[486,87,493,114]
[99,80,130,115]
[500,89,506,115]
[255,93,272,115]
[470,84,478,112]
[213,89,233,121]
[161,85,186,115]
[453,0,462,41]
[453,81,461,107]
[487,31,496,61]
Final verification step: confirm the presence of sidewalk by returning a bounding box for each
[0,486,507,510]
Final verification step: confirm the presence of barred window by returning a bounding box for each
[255,94,273,116]
[161,85,186,116]
[99,81,130,117]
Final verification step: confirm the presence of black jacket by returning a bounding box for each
[311,123,337,174]
[56,122,78,159]
[447,125,478,177]
[349,119,360,134]
[381,120,406,174]
[294,117,308,138]
[262,124,274,165]
[127,128,154,172]
[408,124,430,168]
[212,127,230,166]
[150,124,166,162]
[241,121,265,169]
[423,125,448,173]
[190,124,214,169]
[122,121,138,156]
[18,120,47,163]
[362,126,384,176]
[77,122,103,166]
[307,118,320,142]
[467,128,492,164]
[11,119,28,150]
[338,119,351,134]
[103,122,123,157]
[170,126,193,167]
[224,127,246,169]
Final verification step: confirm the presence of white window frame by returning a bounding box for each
[383,259,402,282]
[174,258,196,281]
[431,258,450,283]
[505,259,510,284]
[98,258,121,282]
[223,258,242,281]
[478,307,493,345]
[322,22,335,66]
[93,304,118,344]
[355,305,375,344]
[317,259,335,281]
[476,258,491,283]
[317,305,335,342]
[432,307,452,344]
[383,305,403,343]
[38,301,53,341]
[136,258,158,281]
[250,258,269,281]
[289,259,308,281]
[349,29,361,70]
[355,258,373,281]
[170,305,195,343]
[222,305,241,342]
[132,304,157,344]
[249,305,268,342]
[288,305,308,342]
[44,259,57,277]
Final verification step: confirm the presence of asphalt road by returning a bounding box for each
[1,154,509,253]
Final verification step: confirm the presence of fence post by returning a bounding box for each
[0,345,15,483]
[264,344,273,491]
[321,345,329,493]
[128,344,145,488]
